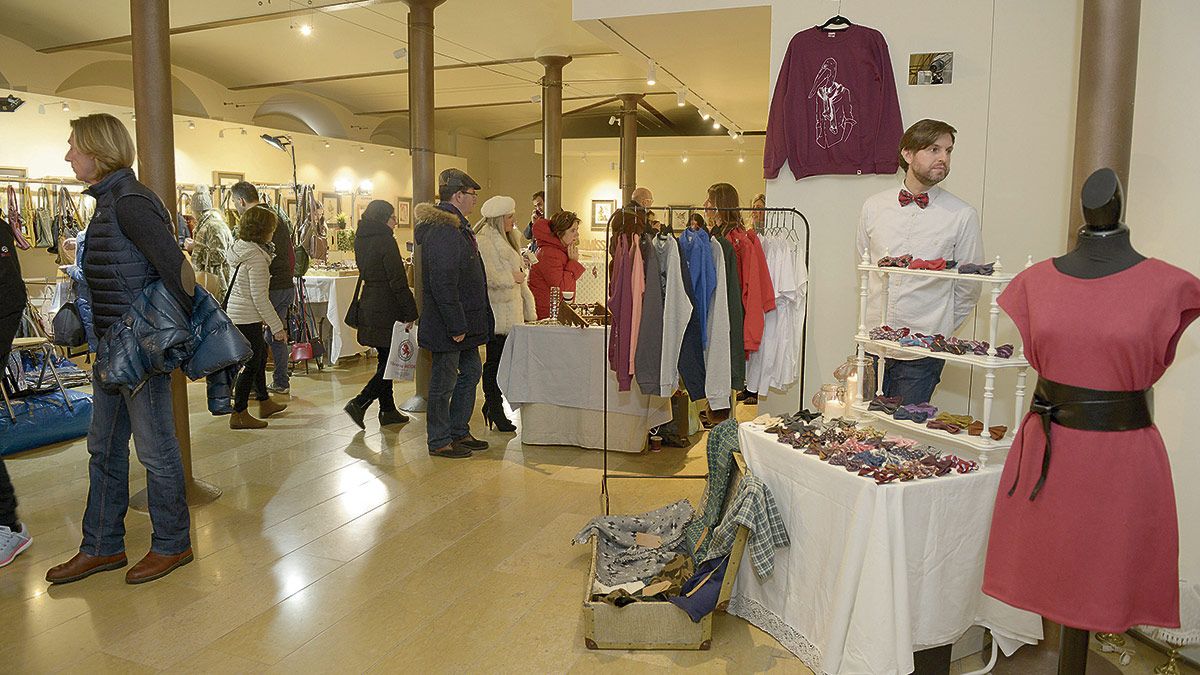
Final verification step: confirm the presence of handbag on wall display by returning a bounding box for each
[33,187,53,248]
[5,186,32,250]
[344,276,364,328]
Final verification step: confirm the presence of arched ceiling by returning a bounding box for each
[56,60,208,117]
[253,94,346,138]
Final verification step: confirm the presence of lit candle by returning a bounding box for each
[845,373,859,408]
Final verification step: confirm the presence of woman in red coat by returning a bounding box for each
[528,210,584,319]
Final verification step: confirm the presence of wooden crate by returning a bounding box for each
[583,452,752,650]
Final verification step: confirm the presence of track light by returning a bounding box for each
[699,109,710,121]
[676,89,687,107]
[393,47,407,59]
[646,60,657,86]
[608,115,619,126]
[298,22,313,36]
[712,119,721,130]
[728,129,739,140]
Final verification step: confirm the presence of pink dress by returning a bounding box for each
[983,258,1200,632]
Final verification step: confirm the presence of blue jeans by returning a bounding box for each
[427,347,482,450]
[881,356,945,405]
[266,288,293,389]
[82,372,190,556]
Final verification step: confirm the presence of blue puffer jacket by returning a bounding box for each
[95,281,251,397]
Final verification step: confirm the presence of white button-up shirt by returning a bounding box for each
[855,185,984,358]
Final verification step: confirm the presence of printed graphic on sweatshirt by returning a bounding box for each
[807,57,856,148]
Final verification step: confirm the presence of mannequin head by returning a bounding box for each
[1080,168,1124,232]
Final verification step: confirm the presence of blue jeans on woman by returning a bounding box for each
[81,372,190,557]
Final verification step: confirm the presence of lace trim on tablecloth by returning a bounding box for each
[728,594,823,671]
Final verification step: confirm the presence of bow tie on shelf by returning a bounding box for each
[898,189,930,209]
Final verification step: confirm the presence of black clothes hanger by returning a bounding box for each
[817,14,852,31]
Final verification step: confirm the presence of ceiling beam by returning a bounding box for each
[229,52,616,91]
[486,97,618,141]
[358,91,673,116]
[39,0,397,54]
[637,97,678,133]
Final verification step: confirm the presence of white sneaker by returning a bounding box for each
[0,523,31,568]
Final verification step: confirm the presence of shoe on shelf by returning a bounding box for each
[344,400,367,429]
[379,409,410,426]
[259,398,288,418]
[0,523,32,568]
[230,410,267,429]
[267,384,290,396]
[429,444,472,459]
[45,551,127,584]
[125,548,194,585]
[453,434,489,452]
[481,399,517,433]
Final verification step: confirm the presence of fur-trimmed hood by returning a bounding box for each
[413,202,466,244]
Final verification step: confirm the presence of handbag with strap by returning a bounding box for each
[5,186,32,250]
[33,187,53,248]
[343,276,364,328]
[51,301,86,347]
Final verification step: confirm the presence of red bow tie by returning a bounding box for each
[898,189,929,209]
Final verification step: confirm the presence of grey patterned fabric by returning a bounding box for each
[573,499,695,586]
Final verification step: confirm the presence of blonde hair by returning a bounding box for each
[69,114,135,180]
[473,215,522,253]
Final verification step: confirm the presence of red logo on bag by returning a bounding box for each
[399,340,413,360]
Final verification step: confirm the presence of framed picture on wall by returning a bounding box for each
[591,199,615,232]
[320,192,341,226]
[395,197,411,226]
[669,206,691,232]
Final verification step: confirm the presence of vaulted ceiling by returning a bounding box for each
[0,0,770,142]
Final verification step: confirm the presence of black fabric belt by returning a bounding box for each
[1009,377,1152,501]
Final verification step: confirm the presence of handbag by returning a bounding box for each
[33,187,53,248]
[344,276,364,328]
[5,186,32,250]
[52,302,86,347]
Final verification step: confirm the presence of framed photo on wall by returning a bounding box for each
[591,199,615,232]
[669,206,691,232]
[395,197,411,226]
[320,192,341,226]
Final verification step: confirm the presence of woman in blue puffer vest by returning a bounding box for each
[45,114,194,587]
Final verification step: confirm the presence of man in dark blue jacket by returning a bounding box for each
[415,169,493,458]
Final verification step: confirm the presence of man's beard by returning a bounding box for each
[914,165,948,187]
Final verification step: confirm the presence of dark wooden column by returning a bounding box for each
[130,0,219,504]
[537,55,571,215]
[400,0,445,411]
[617,94,642,206]
[1068,0,1140,247]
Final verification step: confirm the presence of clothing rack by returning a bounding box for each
[598,205,812,514]
[0,176,88,188]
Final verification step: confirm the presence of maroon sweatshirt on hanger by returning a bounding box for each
[764,25,903,180]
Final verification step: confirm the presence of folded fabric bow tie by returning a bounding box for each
[935,412,975,427]
[868,395,903,415]
[878,254,914,268]
[893,403,938,424]
[926,419,962,434]
[898,189,930,208]
[957,262,995,276]
[994,344,1015,359]
[908,257,947,271]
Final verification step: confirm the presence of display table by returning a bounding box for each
[729,423,1042,675]
[302,274,365,365]
[496,324,672,453]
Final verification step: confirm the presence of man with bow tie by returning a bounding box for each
[855,119,984,405]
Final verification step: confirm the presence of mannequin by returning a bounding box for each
[1053,168,1145,278]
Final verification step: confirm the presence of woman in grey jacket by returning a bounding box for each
[185,188,234,298]
[225,206,288,429]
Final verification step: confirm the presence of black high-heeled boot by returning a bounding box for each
[482,398,517,433]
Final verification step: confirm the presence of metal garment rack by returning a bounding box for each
[599,206,812,514]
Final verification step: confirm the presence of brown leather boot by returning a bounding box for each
[230,410,267,429]
[126,548,194,584]
[45,551,128,584]
[259,398,288,418]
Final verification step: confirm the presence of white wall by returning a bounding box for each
[1,89,466,277]
[1127,0,1200,625]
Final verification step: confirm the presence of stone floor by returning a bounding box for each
[0,355,1192,673]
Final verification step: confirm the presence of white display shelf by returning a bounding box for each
[856,263,1015,283]
[854,336,1029,369]
[850,402,1013,458]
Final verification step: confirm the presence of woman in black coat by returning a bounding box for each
[343,200,418,428]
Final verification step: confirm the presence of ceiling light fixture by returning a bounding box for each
[699,109,710,121]
[738,152,745,163]
[639,152,646,164]
[712,119,721,130]
[727,129,739,140]
[393,47,408,60]
[646,60,657,86]
[324,140,331,148]
[608,115,619,126]
[187,120,196,130]
[299,23,313,36]
[61,101,70,112]
[676,89,687,107]
[530,94,542,104]
[388,149,395,156]
[681,152,689,164]
[359,146,365,153]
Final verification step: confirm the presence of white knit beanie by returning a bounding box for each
[480,195,516,219]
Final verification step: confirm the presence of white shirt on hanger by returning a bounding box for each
[855,184,983,359]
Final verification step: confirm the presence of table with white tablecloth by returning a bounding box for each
[301,274,366,365]
[729,424,1043,675]
[496,324,672,453]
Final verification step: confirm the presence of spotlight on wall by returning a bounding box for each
[530,94,542,104]
[359,146,365,153]
[607,115,619,126]
[681,152,689,164]
[324,140,331,148]
[676,89,687,107]
[393,47,408,60]
[218,127,245,138]
[187,120,196,130]
[646,60,657,86]
[37,104,45,114]
[738,152,746,164]
[61,101,70,112]
[639,152,646,164]
[388,149,395,156]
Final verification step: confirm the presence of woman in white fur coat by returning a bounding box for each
[474,195,537,432]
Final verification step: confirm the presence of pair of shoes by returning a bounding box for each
[230,410,267,429]
[429,444,472,459]
[260,398,288,418]
[46,551,128,584]
[453,434,489,453]
[378,409,409,426]
[344,400,368,429]
[0,523,32,568]
[267,384,290,395]
[125,548,194,584]
[481,399,517,433]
